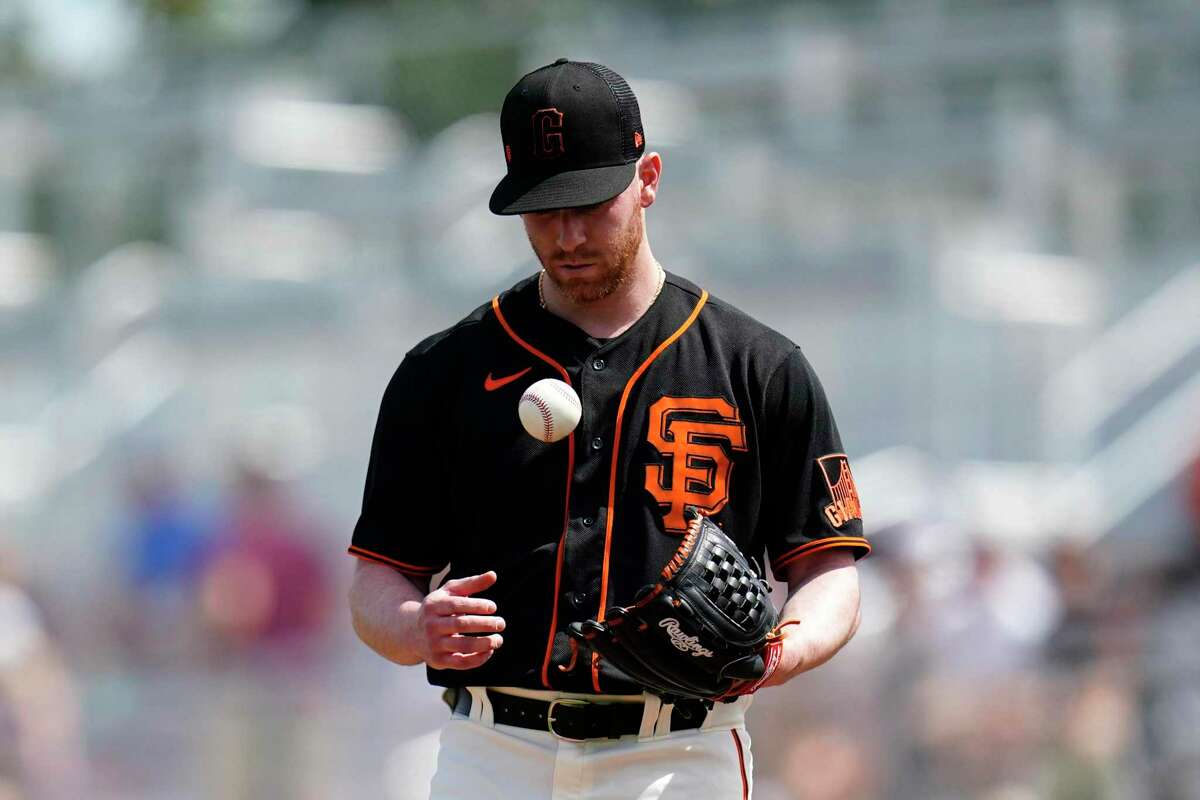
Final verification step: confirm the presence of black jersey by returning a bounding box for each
[348,272,869,694]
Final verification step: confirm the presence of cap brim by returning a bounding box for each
[489,162,636,215]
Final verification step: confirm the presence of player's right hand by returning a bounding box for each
[415,571,505,670]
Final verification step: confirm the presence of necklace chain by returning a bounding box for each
[539,265,666,311]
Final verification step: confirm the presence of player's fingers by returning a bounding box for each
[427,613,505,636]
[438,650,495,670]
[441,571,498,597]
[436,633,503,656]
[426,595,497,617]
[456,633,504,654]
[427,644,495,670]
[447,615,506,635]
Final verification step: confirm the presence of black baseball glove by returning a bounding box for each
[569,511,790,704]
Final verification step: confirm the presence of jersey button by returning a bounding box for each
[570,591,588,609]
[582,516,594,527]
[590,437,603,451]
[591,358,606,371]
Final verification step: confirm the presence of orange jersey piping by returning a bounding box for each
[491,295,576,689]
[771,536,871,574]
[732,729,749,799]
[347,546,442,577]
[592,289,709,691]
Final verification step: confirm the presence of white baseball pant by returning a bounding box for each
[427,688,754,799]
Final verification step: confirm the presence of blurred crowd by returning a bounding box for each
[747,447,1200,800]
[1,445,1199,798]
[1,2,1198,795]
[0,449,335,799]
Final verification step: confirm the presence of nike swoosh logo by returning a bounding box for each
[484,367,533,392]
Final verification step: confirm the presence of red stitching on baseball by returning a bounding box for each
[550,381,581,411]
[529,395,554,441]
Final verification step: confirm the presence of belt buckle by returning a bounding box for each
[546,698,590,742]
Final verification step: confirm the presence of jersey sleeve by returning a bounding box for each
[347,352,451,579]
[758,347,869,577]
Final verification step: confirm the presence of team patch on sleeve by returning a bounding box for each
[816,454,862,528]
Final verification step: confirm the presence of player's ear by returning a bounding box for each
[637,152,661,208]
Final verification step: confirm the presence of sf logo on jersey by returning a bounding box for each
[644,397,748,533]
[817,454,862,528]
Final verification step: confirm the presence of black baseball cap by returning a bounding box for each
[489,58,646,215]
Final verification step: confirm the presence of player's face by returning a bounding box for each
[521,178,644,305]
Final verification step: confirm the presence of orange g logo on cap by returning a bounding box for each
[531,107,565,160]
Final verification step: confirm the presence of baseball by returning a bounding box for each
[518,378,582,443]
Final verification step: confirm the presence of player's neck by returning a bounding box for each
[542,249,663,340]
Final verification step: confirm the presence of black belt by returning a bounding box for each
[442,687,708,742]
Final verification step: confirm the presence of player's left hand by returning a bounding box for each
[720,619,803,695]
[756,639,807,689]
[569,512,780,703]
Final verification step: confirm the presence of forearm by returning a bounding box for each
[348,561,430,666]
[765,550,861,686]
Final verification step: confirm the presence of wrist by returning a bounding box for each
[396,598,429,664]
[760,621,807,688]
[777,635,809,679]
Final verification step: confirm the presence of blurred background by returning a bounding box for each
[1,0,1198,798]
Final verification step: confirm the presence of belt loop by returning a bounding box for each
[467,687,493,726]
[653,698,674,737]
[701,694,750,730]
[637,693,663,740]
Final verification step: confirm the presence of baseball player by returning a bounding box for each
[348,59,868,799]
